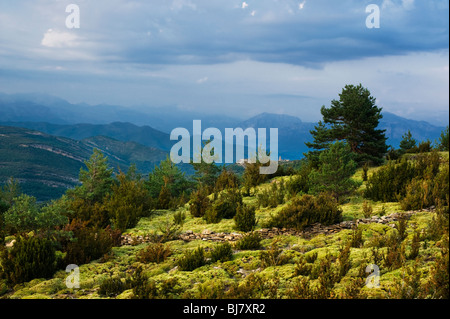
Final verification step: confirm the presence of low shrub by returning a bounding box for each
[99,277,129,297]
[209,242,233,263]
[177,247,206,271]
[234,232,262,250]
[294,256,312,277]
[0,235,58,286]
[364,158,416,202]
[189,186,211,218]
[260,240,290,268]
[256,181,286,208]
[137,243,172,264]
[173,211,186,226]
[62,220,121,266]
[204,189,243,223]
[350,224,364,248]
[265,193,342,230]
[234,203,257,232]
[362,200,373,218]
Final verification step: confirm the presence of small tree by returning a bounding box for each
[308,141,359,201]
[215,166,239,192]
[438,126,449,151]
[77,148,114,203]
[234,203,257,232]
[189,186,211,218]
[105,171,154,232]
[3,194,40,234]
[243,161,267,195]
[146,156,192,199]
[399,130,417,154]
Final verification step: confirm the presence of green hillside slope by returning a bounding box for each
[0,126,167,201]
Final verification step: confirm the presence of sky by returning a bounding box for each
[0,0,448,125]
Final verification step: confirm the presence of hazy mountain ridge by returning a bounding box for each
[1,92,447,161]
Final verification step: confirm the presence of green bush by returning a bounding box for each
[260,240,290,268]
[365,152,443,204]
[285,166,311,196]
[234,203,257,232]
[156,220,181,243]
[177,247,206,271]
[173,211,186,226]
[209,242,233,263]
[350,224,364,248]
[294,256,312,276]
[137,243,172,264]
[257,180,286,208]
[265,193,342,230]
[99,276,129,297]
[204,189,243,223]
[130,266,157,299]
[105,172,154,232]
[0,235,58,286]
[234,232,262,250]
[214,167,239,192]
[362,200,373,218]
[364,158,416,202]
[62,220,121,266]
[203,205,223,224]
[189,186,211,218]
[400,155,448,211]
[411,140,432,153]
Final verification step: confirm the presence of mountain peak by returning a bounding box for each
[241,112,303,128]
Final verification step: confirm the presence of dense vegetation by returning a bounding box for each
[0,86,448,300]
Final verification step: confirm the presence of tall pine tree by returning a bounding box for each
[306,84,387,165]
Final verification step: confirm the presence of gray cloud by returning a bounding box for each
[0,0,448,124]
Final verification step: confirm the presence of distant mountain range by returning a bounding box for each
[0,92,240,133]
[2,92,446,159]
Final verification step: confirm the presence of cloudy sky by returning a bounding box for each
[0,0,448,124]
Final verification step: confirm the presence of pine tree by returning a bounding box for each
[105,170,154,232]
[438,125,449,151]
[304,121,333,167]
[308,141,359,201]
[191,140,221,192]
[78,149,114,202]
[306,84,388,165]
[146,156,192,199]
[399,130,417,154]
[215,166,239,192]
[3,194,40,235]
[66,149,114,226]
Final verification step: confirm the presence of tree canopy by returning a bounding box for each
[306,84,388,166]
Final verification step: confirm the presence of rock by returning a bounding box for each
[169,266,178,274]
[185,230,193,234]
[5,239,15,248]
